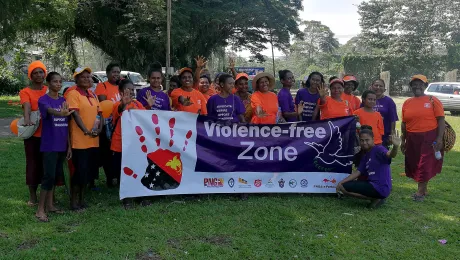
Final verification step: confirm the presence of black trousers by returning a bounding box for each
[98,127,113,183]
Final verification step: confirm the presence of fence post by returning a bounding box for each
[380,71,391,96]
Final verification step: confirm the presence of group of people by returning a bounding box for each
[19,58,446,222]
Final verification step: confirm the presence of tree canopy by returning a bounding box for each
[1,0,303,72]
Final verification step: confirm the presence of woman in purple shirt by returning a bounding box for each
[370,79,398,148]
[277,70,298,122]
[295,72,323,121]
[36,72,73,222]
[137,63,171,111]
[207,73,245,123]
[336,125,401,208]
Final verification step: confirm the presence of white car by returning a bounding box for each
[424,82,460,115]
[93,70,150,96]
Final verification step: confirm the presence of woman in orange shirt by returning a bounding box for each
[170,68,207,115]
[316,78,351,120]
[67,67,103,210]
[341,74,361,112]
[353,90,384,145]
[250,72,279,124]
[19,60,48,206]
[401,75,445,202]
[198,75,216,101]
[111,79,154,208]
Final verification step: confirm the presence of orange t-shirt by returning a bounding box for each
[95,81,120,103]
[64,86,77,99]
[170,88,208,114]
[201,88,216,101]
[354,108,384,145]
[19,86,48,137]
[251,91,279,124]
[67,88,101,149]
[341,93,361,112]
[110,100,145,152]
[402,95,444,133]
[318,96,351,120]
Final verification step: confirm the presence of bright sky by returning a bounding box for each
[237,0,365,57]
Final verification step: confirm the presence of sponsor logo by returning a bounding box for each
[313,177,337,189]
[289,179,297,188]
[228,178,235,188]
[300,179,308,188]
[424,103,431,108]
[254,179,262,187]
[238,177,251,188]
[265,179,275,188]
[204,178,224,187]
[278,178,285,188]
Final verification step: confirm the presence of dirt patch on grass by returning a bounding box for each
[17,238,39,250]
[136,249,162,260]
[201,235,232,246]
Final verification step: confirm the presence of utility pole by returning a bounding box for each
[270,30,275,77]
[166,0,171,87]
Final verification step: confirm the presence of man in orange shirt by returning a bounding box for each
[94,62,121,187]
[342,75,361,112]
[95,63,121,102]
[171,68,207,115]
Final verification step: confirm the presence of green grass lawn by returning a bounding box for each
[0,96,22,118]
[0,97,459,259]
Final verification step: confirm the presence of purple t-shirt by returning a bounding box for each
[358,145,392,198]
[137,87,171,111]
[371,96,398,143]
[38,95,69,152]
[295,88,320,121]
[278,88,297,122]
[206,94,245,122]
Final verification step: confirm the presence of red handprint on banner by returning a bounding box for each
[123,113,193,191]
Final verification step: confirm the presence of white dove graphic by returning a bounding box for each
[304,121,353,167]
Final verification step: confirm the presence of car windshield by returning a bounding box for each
[128,73,146,84]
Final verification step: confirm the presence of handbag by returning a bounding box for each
[429,96,456,152]
[17,110,41,139]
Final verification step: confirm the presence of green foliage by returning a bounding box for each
[0,66,27,95]
[343,54,447,94]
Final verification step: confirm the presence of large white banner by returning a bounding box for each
[120,110,355,199]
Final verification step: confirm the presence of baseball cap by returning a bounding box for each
[410,74,428,83]
[73,67,92,78]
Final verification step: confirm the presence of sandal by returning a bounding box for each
[35,214,49,222]
[123,202,134,210]
[27,201,38,207]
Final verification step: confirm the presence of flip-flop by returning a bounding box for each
[412,194,425,202]
[35,214,49,222]
[48,209,65,214]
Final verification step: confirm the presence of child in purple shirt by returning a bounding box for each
[277,70,298,122]
[295,72,323,121]
[36,72,73,222]
[336,125,401,208]
[136,65,171,111]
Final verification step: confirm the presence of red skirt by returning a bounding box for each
[405,129,443,182]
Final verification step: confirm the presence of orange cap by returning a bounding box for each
[343,75,358,82]
[179,67,193,76]
[235,73,249,81]
[410,74,428,83]
[28,60,47,80]
[329,78,344,86]
[73,67,92,78]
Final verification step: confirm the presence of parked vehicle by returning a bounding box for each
[424,82,460,115]
[59,74,105,96]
